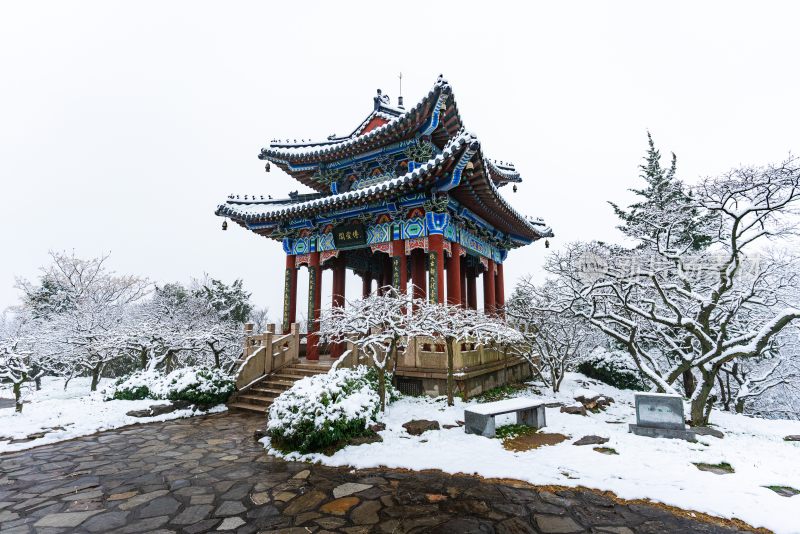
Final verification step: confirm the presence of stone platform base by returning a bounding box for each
[629,424,697,442]
[395,358,533,399]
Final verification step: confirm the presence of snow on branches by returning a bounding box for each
[507,276,592,392]
[322,288,524,408]
[10,252,251,395]
[541,154,800,425]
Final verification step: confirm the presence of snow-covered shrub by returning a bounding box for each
[267,366,397,454]
[577,347,647,391]
[104,366,234,405]
[107,369,162,400]
[165,367,235,405]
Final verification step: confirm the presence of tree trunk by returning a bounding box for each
[164,352,175,374]
[139,348,148,370]
[689,371,716,426]
[32,367,41,391]
[682,369,696,397]
[446,337,455,407]
[378,367,386,412]
[90,363,102,392]
[13,381,23,413]
[553,362,564,393]
[717,375,729,411]
[735,397,745,414]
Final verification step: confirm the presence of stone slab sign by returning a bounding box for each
[629,393,696,442]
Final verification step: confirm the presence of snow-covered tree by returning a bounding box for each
[193,277,253,324]
[542,157,800,425]
[507,277,591,392]
[114,280,245,375]
[322,289,524,408]
[18,252,150,391]
[610,132,714,252]
[415,300,524,406]
[0,311,44,412]
[321,287,412,411]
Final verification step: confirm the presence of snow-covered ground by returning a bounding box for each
[0,376,225,453]
[265,373,800,534]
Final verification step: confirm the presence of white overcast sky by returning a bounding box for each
[1,1,799,319]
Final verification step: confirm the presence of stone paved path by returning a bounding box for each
[0,413,754,533]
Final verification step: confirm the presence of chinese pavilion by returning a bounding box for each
[216,76,552,361]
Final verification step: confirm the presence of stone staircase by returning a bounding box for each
[228,360,333,415]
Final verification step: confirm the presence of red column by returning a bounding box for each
[330,256,346,358]
[483,259,496,315]
[411,249,427,301]
[381,256,393,292]
[446,242,462,306]
[466,266,477,310]
[391,239,407,294]
[283,255,297,334]
[428,234,446,304]
[306,251,322,361]
[495,262,505,317]
[362,271,372,297]
[460,257,467,307]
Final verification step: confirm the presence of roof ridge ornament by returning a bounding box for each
[374,88,390,110]
[397,72,404,109]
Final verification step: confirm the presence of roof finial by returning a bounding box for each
[397,72,404,109]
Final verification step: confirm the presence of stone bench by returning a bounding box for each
[464,398,547,437]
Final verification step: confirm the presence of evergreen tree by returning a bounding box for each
[610,132,713,252]
[195,278,252,324]
[608,133,715,396]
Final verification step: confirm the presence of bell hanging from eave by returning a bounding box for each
[545,239,550,249]
[222,219,228,231]
[513,184,518,193]
[265,162,271,172]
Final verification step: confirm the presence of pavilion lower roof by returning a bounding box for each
[217,131,552,243]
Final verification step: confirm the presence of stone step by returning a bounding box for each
[282,368,323,376]
[292,363,334,371]
[260,380,294,390]
[249,387,284,397]
[237,394,276,405]
[272,373,310,382]
[227,402,267,414]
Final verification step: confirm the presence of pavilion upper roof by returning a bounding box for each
[258,76,521,192]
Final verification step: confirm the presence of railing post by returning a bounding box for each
[290,322,299,362]
[243,323,254,359]
[263,329,274,376]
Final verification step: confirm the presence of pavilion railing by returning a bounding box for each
[234,322,300,390]
[331,335,529,374]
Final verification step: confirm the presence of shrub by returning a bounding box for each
[166,367,235,405]
[113,384,151,400]
[577,347,647,391]
[104,366,235,405]
[267,366,396,454]
[107,369,162,401]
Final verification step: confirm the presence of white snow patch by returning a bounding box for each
[264,373,800,533]
[0,376,226,453]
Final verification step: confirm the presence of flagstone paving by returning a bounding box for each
[0,412,754,533]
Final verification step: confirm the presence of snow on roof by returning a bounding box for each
[218,130,552,241]
[487,159,522,184]
[259,76,451,161]
[220,130,477,221]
